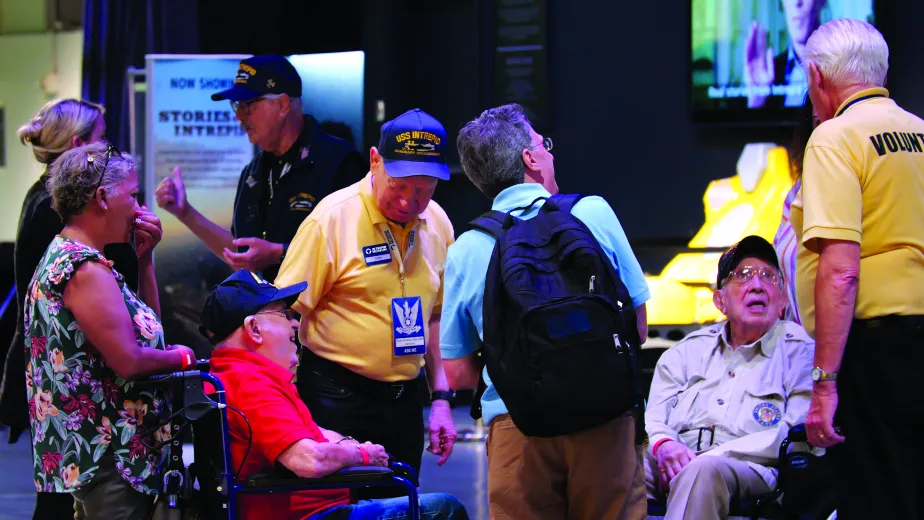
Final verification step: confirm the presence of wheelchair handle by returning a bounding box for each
[788,423,808,443]
[781,423,843,453]
[148,371,185,382]
[143,360,211,384]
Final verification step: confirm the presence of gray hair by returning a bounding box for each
[47,141,137,223]
[17,99,105,165]
[456,104,533,198]
[803,18,889,90]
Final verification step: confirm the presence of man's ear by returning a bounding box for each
[278,94,292,117]
[521,147,539,172]
[808,62,824,91]
[244,316,264,347]
[713,288,727,315]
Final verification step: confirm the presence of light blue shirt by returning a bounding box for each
[439,183,651,427]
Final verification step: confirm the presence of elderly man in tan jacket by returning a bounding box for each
[645,236,815,520]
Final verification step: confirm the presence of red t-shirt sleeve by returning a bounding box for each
[226,373,314,465]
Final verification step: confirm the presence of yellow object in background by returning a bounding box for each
[644,144,793,346]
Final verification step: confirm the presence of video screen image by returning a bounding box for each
[691,0,875,116]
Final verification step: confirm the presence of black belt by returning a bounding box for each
[852,314,924,332]
[679,425,716,451]
[302,349,423,401]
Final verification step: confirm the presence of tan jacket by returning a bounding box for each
[645,320,815,487]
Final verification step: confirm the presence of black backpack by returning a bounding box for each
[469,194,643,437]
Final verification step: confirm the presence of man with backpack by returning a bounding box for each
[441,103,650,520]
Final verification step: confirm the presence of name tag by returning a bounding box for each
[362,243,392,266]
[391,296,426,356]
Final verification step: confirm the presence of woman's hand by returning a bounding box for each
[134,205,163,259]
[166,344,197,370]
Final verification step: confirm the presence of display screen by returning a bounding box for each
[690,0,876,122]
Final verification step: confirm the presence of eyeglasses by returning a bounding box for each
[88,143,121,195]
[230,95,280,115]
[256,308,297,321]
[724,266,782,287]
[532,137,553,152]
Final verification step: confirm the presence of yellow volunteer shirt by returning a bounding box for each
[792,88,924,335]
[275,172,455,382]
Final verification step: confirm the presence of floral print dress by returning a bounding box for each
[25,236,171,495]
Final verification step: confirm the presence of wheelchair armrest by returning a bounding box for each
[387,456,419,487]
[245,465,395,488]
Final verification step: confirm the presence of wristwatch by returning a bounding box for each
[279,242,290,263]
[430,390,456,404]
[811,366,837,382]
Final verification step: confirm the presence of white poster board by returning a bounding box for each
[144,54,253,353]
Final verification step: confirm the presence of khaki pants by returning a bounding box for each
[644,452,772,520]
[487,413,645,520]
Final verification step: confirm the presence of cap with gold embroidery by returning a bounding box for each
[199,269,306,345]
[210,54,302,102]
[378,108,450,180]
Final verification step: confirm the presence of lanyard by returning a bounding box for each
[267,162,291,201]
[378,223,417,298]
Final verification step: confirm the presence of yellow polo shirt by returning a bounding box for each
[275,172,454,382]
[792,88,924,335]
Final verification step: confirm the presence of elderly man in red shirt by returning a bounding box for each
[198,269,468,520]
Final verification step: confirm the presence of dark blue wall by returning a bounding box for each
[361,0,923,254]
[202,0,924,270]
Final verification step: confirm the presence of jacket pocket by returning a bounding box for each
[741,383,786,435]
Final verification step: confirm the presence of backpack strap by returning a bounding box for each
[468,210,509,239]
[544,193,584,214]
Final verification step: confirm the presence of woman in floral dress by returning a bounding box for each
[24,141,196,520]
[2,98,140,520]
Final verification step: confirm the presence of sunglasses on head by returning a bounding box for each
[88,143,122,195]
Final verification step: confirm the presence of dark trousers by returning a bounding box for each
[832,315,924,519]
[72,454,158,520]
[32,492,75,520]
[297,352,426,500]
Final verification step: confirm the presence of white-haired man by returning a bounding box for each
[645,236,815,520]
[792,18,924,519]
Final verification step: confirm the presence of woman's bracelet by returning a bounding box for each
[336,436,355,444]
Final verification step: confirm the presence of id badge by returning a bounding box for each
[362,243,392,266]
[391,296,426,356]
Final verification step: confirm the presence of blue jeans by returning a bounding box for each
[311,492,468,520]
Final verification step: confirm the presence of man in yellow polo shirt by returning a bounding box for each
[275,108,457,498]
[791,19,924,519]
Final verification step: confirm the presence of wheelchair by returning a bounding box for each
[139,361,422,520]
[646,423,837,520]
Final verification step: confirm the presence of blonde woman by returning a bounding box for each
[0,99,135,519]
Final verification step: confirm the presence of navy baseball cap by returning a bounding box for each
[211,55,302,102]
[199,270,306,345]
[716,235,781,288]
[378,108,450,180]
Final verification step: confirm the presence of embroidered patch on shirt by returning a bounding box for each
[753,402,782,427]
[288,192,317,212]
